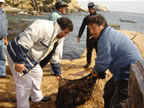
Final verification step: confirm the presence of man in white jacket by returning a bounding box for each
[5,17,73,108]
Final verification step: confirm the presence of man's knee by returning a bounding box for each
[110,99,127,108]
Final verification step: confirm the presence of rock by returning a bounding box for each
[2,4,21,13]
[4,0,87,13]
[28,10,39,16]
[120,19,136,23]
[95,4,109,12]
[17,11,28,15]
[66,0,87,13]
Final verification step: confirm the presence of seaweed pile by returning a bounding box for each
[56,73,97,108]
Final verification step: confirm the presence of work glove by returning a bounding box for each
[97,72,106,79]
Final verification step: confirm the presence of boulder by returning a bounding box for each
[95,4,109,12]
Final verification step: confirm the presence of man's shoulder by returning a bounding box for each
[50,11,61,17]
[0,9,5,16]
[100,26,128,44]
[30,19,54,29]
[34,19,53,24]
[84,15,90,19]
[99,27,115,41]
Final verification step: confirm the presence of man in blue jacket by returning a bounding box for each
[87,15,143,108]
[0,0,8,78]
[48,1,68,79]
[48,1,68,21]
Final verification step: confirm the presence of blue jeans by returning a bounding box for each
[0,40,6,76]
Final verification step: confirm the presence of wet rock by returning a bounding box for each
[95,4,109,12]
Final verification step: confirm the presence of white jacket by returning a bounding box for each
[18,19,64,63]
[6,19,64,75]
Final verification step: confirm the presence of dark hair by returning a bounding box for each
[56,6,64,10]
[87,14,108,26]
[57,17,73,31]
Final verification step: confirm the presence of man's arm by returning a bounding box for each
[0,11,8,39]
[50,38,64,76]
[93,40,113,74]
[77,16,88,41]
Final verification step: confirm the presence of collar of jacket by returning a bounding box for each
[97,26,108,40]
[54,10,62,15]
[51,21,62,41]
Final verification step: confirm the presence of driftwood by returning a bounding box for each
[128,60,144,108]
[55,73,97,108]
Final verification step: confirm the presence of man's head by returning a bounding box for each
[0,0,4,7]
[87,15,108,39]
[55,1,68,14]
[57,17,73,39]
[88,2,96,15]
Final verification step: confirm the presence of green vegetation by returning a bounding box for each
[63,0,71,3]
[43,0,54,4]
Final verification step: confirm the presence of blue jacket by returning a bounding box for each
[0,8,8,39]
[94,26,143,81]
[48,10,62,21]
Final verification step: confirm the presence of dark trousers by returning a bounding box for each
[103,77,128,108]
[86,39,98,64]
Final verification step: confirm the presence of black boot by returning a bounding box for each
[41,96,51,102]
[84,63,90,68]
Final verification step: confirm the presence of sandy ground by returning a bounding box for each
[0,30,144,108]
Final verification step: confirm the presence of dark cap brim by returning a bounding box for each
[56,5,68,8]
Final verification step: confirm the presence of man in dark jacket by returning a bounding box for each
[77,2,97,68]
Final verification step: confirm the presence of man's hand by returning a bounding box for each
[3,37,8,45]
[98,72,106,79]
[14,64,25,72]
[56,75,63,80]
[77,37,81,42]
[91,69,106,79]
[91,69,98,78]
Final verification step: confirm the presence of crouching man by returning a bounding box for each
[87,15,143,108]
[5,17,73,108]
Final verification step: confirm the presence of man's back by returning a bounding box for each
[96,26,142,80]
[48,10,62,21]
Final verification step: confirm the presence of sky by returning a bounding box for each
[77,0,144,14]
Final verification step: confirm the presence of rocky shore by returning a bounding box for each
[3,0,109,14]
[3,0,86,14]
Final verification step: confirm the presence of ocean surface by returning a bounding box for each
[7,11,144,59]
